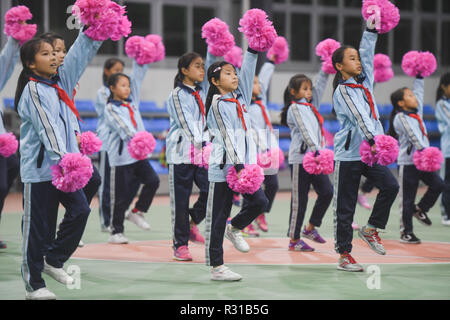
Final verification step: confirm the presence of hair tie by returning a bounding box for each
[213,66,222,73]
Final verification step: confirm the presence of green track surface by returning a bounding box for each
[1,192,449,300]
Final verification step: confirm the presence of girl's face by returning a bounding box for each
[336,48,362,79]
[182,57,205,85]
[399,88,418,110]
[291,80,313,102]
[213,64,238,94]
[441,84,450,98]
[28,42,58,79]
[110,76,131,102]
[104,62,124,80]
[53,39,66,67]
[252,76,262,98]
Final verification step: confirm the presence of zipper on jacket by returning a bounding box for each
[36,143,45,168]
[118,140,123,155]
[344,130,352,150]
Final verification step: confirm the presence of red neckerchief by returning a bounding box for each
[294,101,325,147]
[222,98,247,131]
[408,113,427,137]
[121,102,137,128]
[342,83,378,121]
[29,77,82,121]
[254,100,273,131]
[191,90,206,123]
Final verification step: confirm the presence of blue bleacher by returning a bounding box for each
[3,98,14,109]
[273,125,290,134]
[267,102,282,111]
[75,100,96,113]
[279,138,291,152]
[79,118,98,132]
[153,139,165,154]
[323,120,340,133]
[140,101,168,113]
[149,160,168,175]
[379,104,393,116]
[423,104,434,115]
[143,118,170,133]
[425,120,439,133]
[319,103,333,115]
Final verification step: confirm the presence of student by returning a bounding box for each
[204,48,269,281]
[0,34,21,250]
[435,73,450,226]
[389,78,445,243]
[16,30,102,300]
[103,66,160,244]
[166,50,216,261]
[280,68,333,252]
[331,21,399,271]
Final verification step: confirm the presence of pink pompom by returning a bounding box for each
[202,143,213,170]
[374,53,394,83]
[190,144,203,167]
[315,38,341,60]
[360,134,398,166]
[401,51,437,78]
[145,34,165,62]
[224,46,243,69]
[226,164,264,194]
[127,131,156,160]
[374,134,398,166]
[303,149,334,175]
[0,133,19,158]
[323,129,334,147]
[321,58,337,75]
[78,131,102,156]
[267,36,289,65]
[4,6,37,44]
[257,148,285,170]
[74,0,131,41]
[413,147,444,172]
[202,18,235,57]
[51,153,93,192]
[238,9,277,52]
[125,36,143,59]
[362,0,400,34]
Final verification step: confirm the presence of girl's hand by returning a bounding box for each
[371,144,377,155]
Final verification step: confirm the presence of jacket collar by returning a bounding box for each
[176,80,202,93]
[30,73,60,86]
[109,97,132,106]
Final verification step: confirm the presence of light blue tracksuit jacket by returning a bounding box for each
[333,30,384,161]
[103,63,149,167]
[18,31,102,183]
[435,96,450,159]
[206,49,258,182]
[287,70,329,164]
[393,78,429,165]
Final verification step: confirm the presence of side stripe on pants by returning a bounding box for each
[398,165,405,233]
[332,160,340,253]
[168,165,176,244]
[204,182,215,266]
[21,183,33,292]
[110,166,116,233]
[288,164,299,239]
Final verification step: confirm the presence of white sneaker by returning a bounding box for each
[225,224,250,253]
[25,287,56,300]
[101,225,112,233]
[211,265,242,281]
[78,240,84,247]
[126,210,150,230]
[43,260,74,285]
[442,217,450,226]
[108,233,129,244]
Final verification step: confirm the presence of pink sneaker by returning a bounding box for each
[242,224,259,237]
[189,224,205,244]
[173,245,193,261]
[357,194,372,210]
[352,222,360,230]
[255,214,268,232]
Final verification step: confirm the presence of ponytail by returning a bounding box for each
[14,38,53,112]
[387,87,407,138]
[280,74,312,126]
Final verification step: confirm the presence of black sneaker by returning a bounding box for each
[413,208,432,226]
[400,233,421,244]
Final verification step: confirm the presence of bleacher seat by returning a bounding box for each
[79,118,98,132]
[267,102,282,111]
[140,101,167,113]
[279,138,291,152]
[425,120,439,133]
[323,120,340,133]
[3,98,14,109]
[273,125,290,134]
[75,100,96,113]
[423,104,434,115]
[143,118,170,133]
[149,160,169,175]
[153,139,165,154]
[430,139,441,148]
[379,104,393,116]
[320,103,333,115]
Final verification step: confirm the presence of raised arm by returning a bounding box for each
[312,70,330,107]
[412,77,425,117]
[129,60,149,106]
[359,30,378,91]
[238,49,258,106]
[0,37,20,92]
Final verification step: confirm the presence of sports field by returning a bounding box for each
[0,189,449,300]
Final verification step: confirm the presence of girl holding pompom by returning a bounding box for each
[103,68,160,244]
[331,19,399,272]
[0,23,22,251]
[166,50,217,261]
[388,76,444,243]
[15,27,103,300]
[95,58,140,233]
[279,67,333,253]
[435,73,450,226]
[204,7,278,280]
